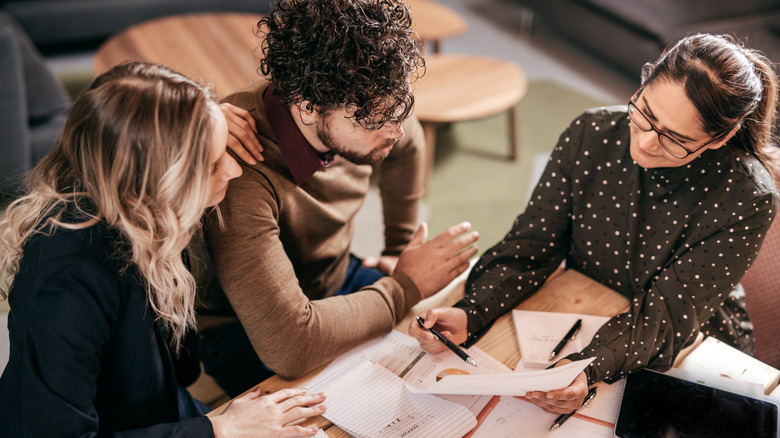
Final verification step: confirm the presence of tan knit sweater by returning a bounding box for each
[196,79,427,379]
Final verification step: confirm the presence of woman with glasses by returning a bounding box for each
[0,62,326,437]
[410,33,779,414]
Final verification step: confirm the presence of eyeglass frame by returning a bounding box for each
[627,86,728,159]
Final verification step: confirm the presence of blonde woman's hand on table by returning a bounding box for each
[211,388,326,437]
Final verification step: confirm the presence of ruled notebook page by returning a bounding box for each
[308,359,477,438]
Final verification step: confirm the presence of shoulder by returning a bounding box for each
[730,150,779,204]
[10,222,135,333]
[222,77,270,111]
[558,105,629,143]
[26,220,122,267]
[568,105,628,131]
[553,105,630,163]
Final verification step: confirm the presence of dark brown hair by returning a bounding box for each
[258,0,424,128]
[641,33,779,172]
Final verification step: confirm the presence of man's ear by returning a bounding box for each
[708,124,741,150]
[293,100,318,125]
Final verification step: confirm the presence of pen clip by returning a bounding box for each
[581,387,598,408]
[570,327,580,341]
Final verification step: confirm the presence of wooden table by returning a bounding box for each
[404,0,468,54]
[210,268,630,434]
[92,4,464,98]
[413,54,528,182]
[94,13,264,97]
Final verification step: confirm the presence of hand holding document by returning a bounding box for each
[408,357,595,396]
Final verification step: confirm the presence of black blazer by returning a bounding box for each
[0,219,214,437]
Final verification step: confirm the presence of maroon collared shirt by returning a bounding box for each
[263,84,334,185]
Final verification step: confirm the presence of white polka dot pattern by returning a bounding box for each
[455,107,779,384]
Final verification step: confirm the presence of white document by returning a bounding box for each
[675,336,780,395]
[307,359,477,438]
[410,357,595,396]
[512,309,610,368]
[470,396,614,438]
[307,330,510,417]
[575,379,626,425]
[664,367,765,399]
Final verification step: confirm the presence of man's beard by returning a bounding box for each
[316,119,396,165]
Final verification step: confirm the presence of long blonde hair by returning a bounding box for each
[0,62,219,351]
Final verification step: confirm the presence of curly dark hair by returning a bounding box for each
[258,0,424,128]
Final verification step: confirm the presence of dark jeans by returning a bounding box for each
[199,254,385,397]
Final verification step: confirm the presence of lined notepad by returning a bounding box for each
[307,359,477,438]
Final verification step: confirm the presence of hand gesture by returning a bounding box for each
[394,222,479,299]
[211,388,326,437]
[219,102,264,165]
[524,359,589,414]
[409,307,468,352]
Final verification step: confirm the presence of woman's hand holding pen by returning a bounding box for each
[524,359,589,415]
[409,308,469,353]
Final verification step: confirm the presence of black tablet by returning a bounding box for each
[614,369,778,438]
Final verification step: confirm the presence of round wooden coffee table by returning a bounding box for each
[405,0,468,53]
[413,54,528,178]
[94,12,265,97]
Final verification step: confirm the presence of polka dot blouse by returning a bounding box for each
[455,106,779,384]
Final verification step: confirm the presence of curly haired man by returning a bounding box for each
[195,0,480,397]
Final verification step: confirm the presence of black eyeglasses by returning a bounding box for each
[627,89,726,159]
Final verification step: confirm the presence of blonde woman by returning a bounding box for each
[0,62,326,437]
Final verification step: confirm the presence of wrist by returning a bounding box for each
[208,414,229,438]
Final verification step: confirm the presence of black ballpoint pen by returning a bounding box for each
[416,316,477,367]
[549,386,598,431]
[548,318,583,361]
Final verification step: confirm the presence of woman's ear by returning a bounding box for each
[708,124,741,150]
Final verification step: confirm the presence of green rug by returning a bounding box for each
[424,79,613,250]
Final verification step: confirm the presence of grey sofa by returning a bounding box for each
[0,0,271,194]
[0,11,69,194]
[2,0,271,53]
[516,0,780,81]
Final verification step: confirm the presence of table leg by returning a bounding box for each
[422,121,437,189]
[509,105,519,161]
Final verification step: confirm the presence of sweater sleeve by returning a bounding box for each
[567,190,778,383]
[204,169,421,379]
[378,115,426,255]
[19,255,214,438]
[455,119,580,345]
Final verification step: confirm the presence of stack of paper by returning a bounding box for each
[307,359,477,438]
[675,336,780,395]
[305,330,596,437]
